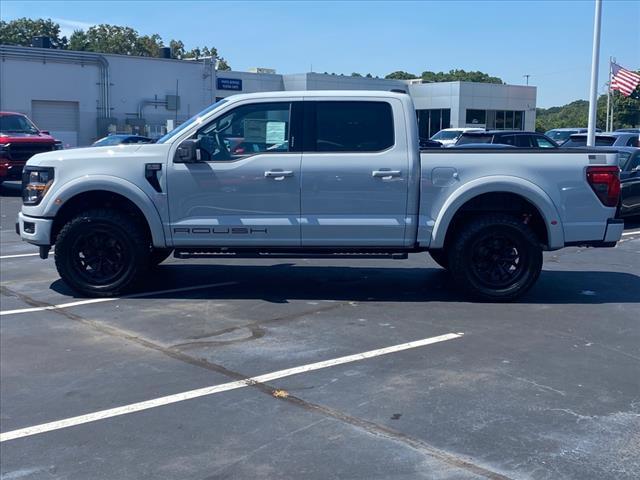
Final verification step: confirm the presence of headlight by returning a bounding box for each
[0,144,9,159]
[22,167,54,205]
[53,141,64,150]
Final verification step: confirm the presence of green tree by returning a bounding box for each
[351,72,363,77]
[0,17,67,48]
[69,24,150,55]
[169,39,185,58]
[420,69,503,84]
[385,71,418,80]
[535,84,640,132]
[217,58,231,71]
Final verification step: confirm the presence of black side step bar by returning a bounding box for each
[174,250,409,260]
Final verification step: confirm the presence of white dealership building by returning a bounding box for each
[0,45,537,146]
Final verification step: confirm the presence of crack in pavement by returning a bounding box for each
[0,285,513,480]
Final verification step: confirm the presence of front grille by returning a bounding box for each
[8,143,55,162]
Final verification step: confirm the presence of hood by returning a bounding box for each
[27,144,145,167]
[0,131,57,143]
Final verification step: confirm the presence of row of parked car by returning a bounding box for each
[426,127,640,219]
[428,127,639,149]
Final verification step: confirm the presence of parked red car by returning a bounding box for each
[0,112,62,184]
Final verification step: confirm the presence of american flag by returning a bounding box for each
[610,63,640,97]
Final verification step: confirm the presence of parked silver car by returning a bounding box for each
[562,132,639,148]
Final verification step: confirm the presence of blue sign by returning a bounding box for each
[217,78,243,91]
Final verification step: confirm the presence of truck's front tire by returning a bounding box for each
[55,209,150,297]
[448,214,542,302]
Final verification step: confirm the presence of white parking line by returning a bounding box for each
[0,281,238,316]
[621,229,640,237]
[0,332,463,442]
[0,252,41,259]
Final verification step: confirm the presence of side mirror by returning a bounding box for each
[40,130,50,135]
[175,139,202,163]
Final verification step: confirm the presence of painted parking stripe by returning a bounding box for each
[1,248,55,260]
[621,229,640,237]
[0,281,238,316]
[0,332,463,443]
[0,252,41,259]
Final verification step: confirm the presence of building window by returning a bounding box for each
[471,109,525,130]
[416,109,451,139]
[466,109,486,125]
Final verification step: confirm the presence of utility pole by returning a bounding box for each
[605,57,612,131]
[587,0,602,146]
[523,74,530,86]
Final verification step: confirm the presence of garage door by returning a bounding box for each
[31,100,79,148]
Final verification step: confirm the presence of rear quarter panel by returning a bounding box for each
[418,150,619,249]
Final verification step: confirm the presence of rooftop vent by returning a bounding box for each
[31,36,52,49]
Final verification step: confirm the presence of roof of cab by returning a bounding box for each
[222,90,411,102]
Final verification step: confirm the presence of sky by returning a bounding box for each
[1,0,639,107]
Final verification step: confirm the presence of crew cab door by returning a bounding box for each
[300,99,409,246]
[167,100,302,247]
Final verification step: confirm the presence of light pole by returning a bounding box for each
[587,0,602,146]
[523,74,530,86]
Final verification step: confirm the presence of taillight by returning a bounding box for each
[586,166,620,207]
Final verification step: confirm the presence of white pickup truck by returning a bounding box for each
[17,91,623,301]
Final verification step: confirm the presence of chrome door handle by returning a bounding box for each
[372,170,401,179]
[265,170,294,179]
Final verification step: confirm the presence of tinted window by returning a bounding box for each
[546,130,574,143]
[618,152,632,170]
[499,135,516,146]
[563,136,616,147]
[514,135,533,148]
[456,134,492,145]
[312,101,394,152]
[197,102,291,161]
[534,136,557,148]
[626,136,639,147]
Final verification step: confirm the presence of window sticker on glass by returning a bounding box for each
[243,119,267,142]
[266,121,286,144]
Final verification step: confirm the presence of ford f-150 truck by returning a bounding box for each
[17,91,624,301]
[1,112,62,184]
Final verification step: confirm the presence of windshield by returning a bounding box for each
[156,99,227,143]
[431,130,461,141]
[93,136,127,146]
[563,136,616,147]
[0,114,39,134]
[546,130,574,143]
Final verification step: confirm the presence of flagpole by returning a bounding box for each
[587,0,602,146]
[606,57,611,131]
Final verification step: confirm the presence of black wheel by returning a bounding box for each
[55,209,150,297]
[448,214,542,302]
[149,248,173,266]
[428,249,449,269]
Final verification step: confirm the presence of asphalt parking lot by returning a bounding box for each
[1,180,639,480]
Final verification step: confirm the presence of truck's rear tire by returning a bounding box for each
[448,214,542,302]
[54,209,150,297]
[428,249,449,269]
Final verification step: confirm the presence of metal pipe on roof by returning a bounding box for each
[0,45,111,118]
